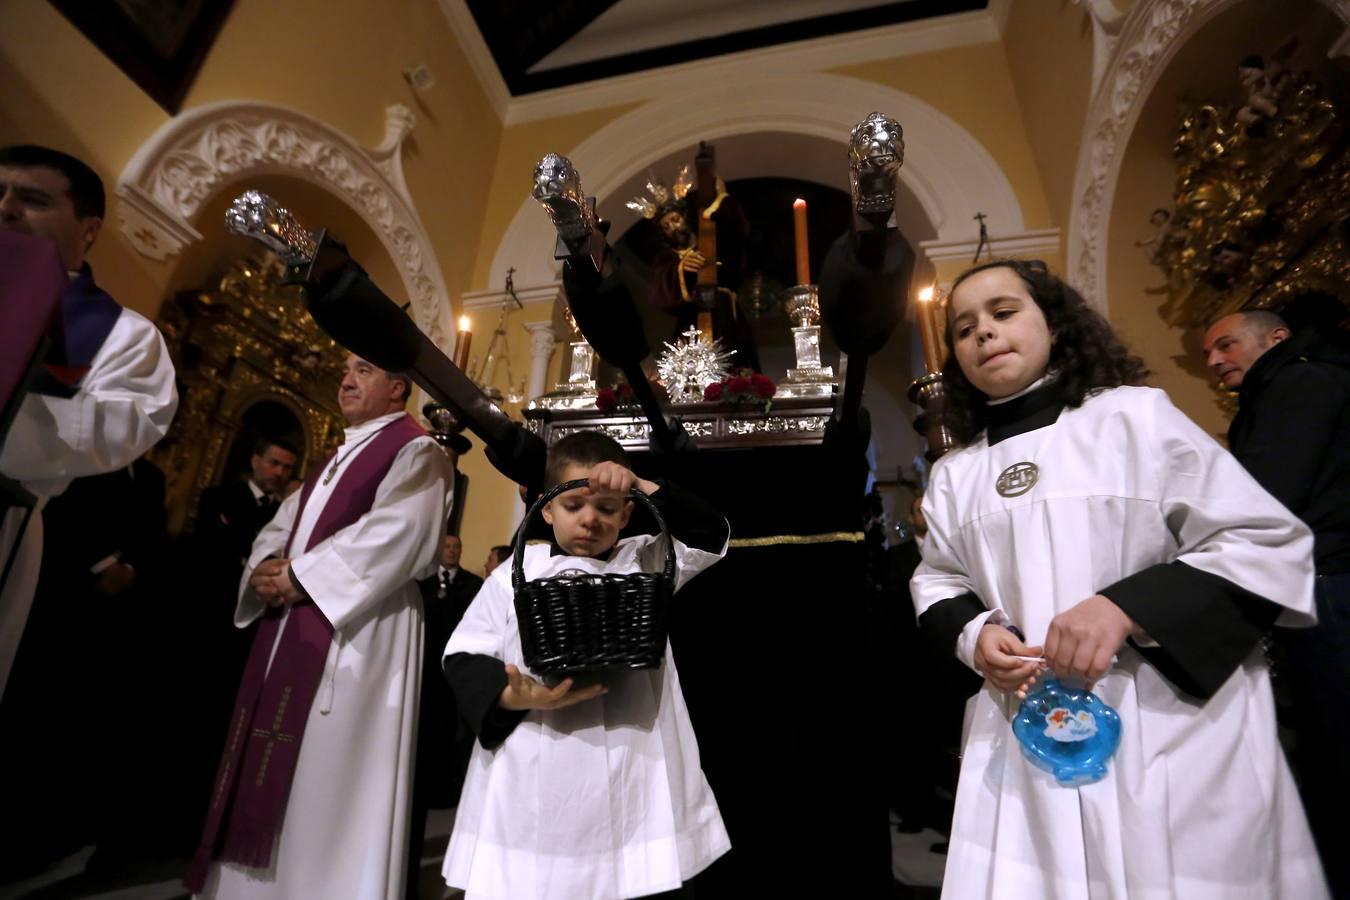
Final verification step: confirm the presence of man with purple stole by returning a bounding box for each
[0,145,177,697]
[187,352,453,900]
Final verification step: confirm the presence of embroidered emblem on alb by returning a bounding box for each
[996,461,1039,497]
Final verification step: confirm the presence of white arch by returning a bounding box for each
[1066,0,1350,314]
[487,71,1028,292]
[116,100,453,349]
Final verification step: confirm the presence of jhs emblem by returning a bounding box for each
[996,462,1039,498]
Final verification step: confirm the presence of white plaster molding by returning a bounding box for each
[434,0,511,121]
[985,0,1013,36]
[367,104,417,200]
[1323,2,1350,56]
[116,100,452,349]
[1329,24,1350,58]
[487,72,1026,292]
[115,181,203,259]
[1067,0,1350,314]
[1072,0,1128,95]
[501,11,1001,126]
[461,282,562,311]
[920,227,1061,265]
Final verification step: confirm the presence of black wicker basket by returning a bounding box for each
[512,478,675,684]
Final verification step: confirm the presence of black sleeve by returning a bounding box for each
[442,652,527,749]
[646,479,729,553]
[917,592,986,659]
[1100,561,1282,700]
[1233,363,1348,517]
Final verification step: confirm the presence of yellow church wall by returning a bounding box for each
[0,0,178,317]
[0,0,502,320]
[1001,1,1095,232]
[0,0,524,557]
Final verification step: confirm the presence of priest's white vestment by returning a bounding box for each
[912,386,1327,899]
[443,534,731,900]
[0,307,176,695]
[199,411,452,900]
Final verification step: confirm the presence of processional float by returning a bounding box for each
[222,111,948,898]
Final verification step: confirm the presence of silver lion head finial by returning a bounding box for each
[848,112,905,218]
[531,153,596,245]
[225,190,319,265]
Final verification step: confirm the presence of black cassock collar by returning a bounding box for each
[984,384,1065,446]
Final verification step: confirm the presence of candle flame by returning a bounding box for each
[458,315,471,331]
[918,286,934,302]
[793,198,806,209]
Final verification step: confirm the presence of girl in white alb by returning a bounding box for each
[911,259,1328,899]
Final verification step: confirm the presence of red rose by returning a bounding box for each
[617,381,634,400]
[725,375,750,395]
[703,382,724,402]
[596,387,617,411]
[751,373,776,398]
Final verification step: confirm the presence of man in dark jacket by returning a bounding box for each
[1203,308,1350,896]
[195,436,299,587]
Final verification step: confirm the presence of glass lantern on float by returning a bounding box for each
[467,272,526,408]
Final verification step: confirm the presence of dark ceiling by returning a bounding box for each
[465,0,988,96]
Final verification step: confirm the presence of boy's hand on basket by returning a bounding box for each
[586,462,659,498]
[498,664,607,711]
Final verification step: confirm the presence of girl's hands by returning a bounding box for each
[1044,594,1135,686]
[974,623,1044,699]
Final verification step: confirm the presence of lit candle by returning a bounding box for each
[453,315,472,370]
[793,198,810,286]
[916,286,943,374]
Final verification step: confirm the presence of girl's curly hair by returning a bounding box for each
[940,259,1149,444]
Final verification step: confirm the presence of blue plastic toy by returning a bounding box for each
[1012,675,1122,786]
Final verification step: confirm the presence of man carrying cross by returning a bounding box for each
[186,352,453,900]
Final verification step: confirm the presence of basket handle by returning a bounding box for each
[512,478,677,593]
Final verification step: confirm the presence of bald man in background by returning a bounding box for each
[1203,306,1350,896]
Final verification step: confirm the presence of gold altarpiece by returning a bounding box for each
[149,256,347,535]
[1153,60,1350,329]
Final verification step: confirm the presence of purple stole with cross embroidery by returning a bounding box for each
[185,413,426,890]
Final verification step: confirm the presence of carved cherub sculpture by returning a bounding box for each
[1237,56,1279,125]
[1236,39,1297,127]
[1135,207,1173,263]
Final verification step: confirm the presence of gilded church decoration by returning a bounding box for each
[148,255,348,535]
[1150,45,1350,328]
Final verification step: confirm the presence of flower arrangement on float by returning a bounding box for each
[703,369,776,412]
